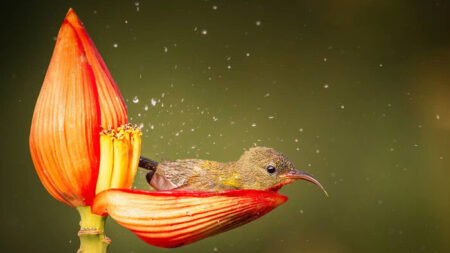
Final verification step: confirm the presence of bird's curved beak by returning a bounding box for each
[280,170,328,197]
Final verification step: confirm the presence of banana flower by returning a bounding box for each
[29,9,289,253]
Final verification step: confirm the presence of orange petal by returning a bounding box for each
[29,21,101,207]
[92,189,288,248]
[65,9,127,129]
[30,9,130,207]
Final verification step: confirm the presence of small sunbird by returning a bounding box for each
[139,146,328,195]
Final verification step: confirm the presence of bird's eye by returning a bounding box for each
[266,165,276,174]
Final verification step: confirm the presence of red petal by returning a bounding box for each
[29,21,100,207]
[92,189,287,248]
[29,9,129,207]
[65,9,127,128]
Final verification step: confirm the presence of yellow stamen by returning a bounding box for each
[95,132,114,194]
[110,129,130,188]
[95,124,142,193]
[125,129,142,188]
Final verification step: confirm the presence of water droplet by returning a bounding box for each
[264,93,270,97]
[323,83,329,88]
[227,65,231,70]
[135,1,140,11]
[212,116,218,122]
[299,128,304,132]
[212,5,218,10]
[268,115,274,119]
[132,96,139,103]
[163,46,168,53]
[436,114,440,120]
[251,123,256,127]
[246,52,250,57]
[113,43,118,48]
[201,29,208,35]
[151,98,157,106]
[323,57,327,62]
[379,63,383,67]
[255,20,262,26]
[144,105,149,111]
[340,105,345,109]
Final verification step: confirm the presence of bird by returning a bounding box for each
[139,146,327,195]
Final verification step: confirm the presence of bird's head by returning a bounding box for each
[235,147,328,195]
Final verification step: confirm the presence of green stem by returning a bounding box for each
[76,206,110,253]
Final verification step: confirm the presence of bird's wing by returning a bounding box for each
[150,159,205,190]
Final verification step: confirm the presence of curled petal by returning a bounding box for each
[29,21,100,207]
[65,9,127,128]
[92,189,288,248]
[29,9,129,207]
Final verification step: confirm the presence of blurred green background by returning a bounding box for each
[1,0,449,252]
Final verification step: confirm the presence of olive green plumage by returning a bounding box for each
[142,147,301,191]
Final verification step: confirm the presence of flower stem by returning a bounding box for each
[76,206,110,253]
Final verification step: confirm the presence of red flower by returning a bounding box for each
[92,189,288,248]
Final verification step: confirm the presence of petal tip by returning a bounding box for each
[272,192,288,207]
[65,8,82,28]
[65,7,76,18]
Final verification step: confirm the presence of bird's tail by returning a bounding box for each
[139,156,158,171]
[139,156,159,184]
